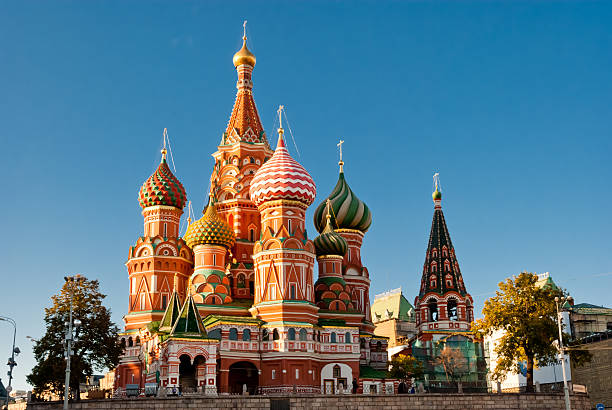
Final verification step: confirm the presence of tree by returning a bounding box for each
[433,346,468,385]
[388,354,424,382]
[472,272,589,393]
[28,276,123,400]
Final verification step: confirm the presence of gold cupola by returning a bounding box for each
[233,35,256,67]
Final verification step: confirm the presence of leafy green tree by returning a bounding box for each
[28,276,123,400]
[389,354,424,382]
[472,272,590,392]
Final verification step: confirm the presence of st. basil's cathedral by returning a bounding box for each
[114,28,484,395]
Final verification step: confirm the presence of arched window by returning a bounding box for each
[288,328,296,340]
[287,219,292,233]
[376,341,382,351]
[333,365,341,378]
[430,274,437,288]
[249,228,256,242]
[272,329,280,340]
[446,274,453,288]
[444,260,451,272]
[128,337,133,347]
[330,332,337,343]
[431,262,438,273]
[442,246,448,257]
[208,329,221,339]
[432,248,438,258]
[135,336,140,345]
[242,329,251,341]
[447,299,458,321]
[229,328,238,340]
[237,274,245,288]
[299,328,307,341]
[345,332,351,344]
[428,300,438,322]
[262,328,269,341]
[120,338,126,348]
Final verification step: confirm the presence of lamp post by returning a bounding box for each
[554,296,571,410]
[0,316,19,408]
[63,275,84,410]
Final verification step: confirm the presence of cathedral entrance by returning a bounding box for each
[179,354,197,393]
[228,361,259,394]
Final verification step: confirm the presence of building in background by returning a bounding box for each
[568,303,612,339]
[371,288,416,356]
[570,330,612,407]
[484,273,572,393]
[411,177,487,392]
[114,28,389,396]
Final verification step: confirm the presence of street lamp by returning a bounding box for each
[554,296,571,410]
[0,316,19,408]
[63,275,85,410]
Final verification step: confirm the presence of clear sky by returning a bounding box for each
[1,1,611,391]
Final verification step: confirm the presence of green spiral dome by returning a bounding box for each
[313,216,348,257]
[313,171,372,233]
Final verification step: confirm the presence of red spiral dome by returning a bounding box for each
[249,135,316,206]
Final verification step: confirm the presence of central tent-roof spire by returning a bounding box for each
[223,22,267,146]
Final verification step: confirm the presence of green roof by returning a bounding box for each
[371,290,415,322]
[570,303,612,315]
[170,294,207,337]
[159,290,182,332]
[318,318,346,327]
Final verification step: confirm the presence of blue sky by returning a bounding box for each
[1,1,611,390]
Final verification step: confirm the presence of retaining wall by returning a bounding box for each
[20,393,591,410]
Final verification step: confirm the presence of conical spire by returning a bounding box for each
[170,291,207,337]
[223,22,267,146]
[418,174,467,299]
[159,275,183,332]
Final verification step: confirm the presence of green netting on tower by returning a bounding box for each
[411,334,489,393]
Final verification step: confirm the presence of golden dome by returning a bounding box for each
[233,37,256,67]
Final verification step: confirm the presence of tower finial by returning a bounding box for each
[325,199,332,222]
[432,172,442,205]
[161,128,168,161]
[337,139,344,173]
[243,20,247,41]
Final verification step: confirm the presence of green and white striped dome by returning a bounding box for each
[313,171,372,233]
[313,216,348,257]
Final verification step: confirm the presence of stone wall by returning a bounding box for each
[571,335,612,407]
[22,393,591,410]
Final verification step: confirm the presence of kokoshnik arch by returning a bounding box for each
[114,27,389,395]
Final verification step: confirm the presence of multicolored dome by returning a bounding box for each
[313,170,372,233]
[184,201,236,249]
[249,134,316,207]
[138,150,187,210]
[314,215,348,257]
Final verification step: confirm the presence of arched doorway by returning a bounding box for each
[179,354,196,393]
[228,361,259,394]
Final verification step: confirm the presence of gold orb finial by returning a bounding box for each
[233,21,256,67]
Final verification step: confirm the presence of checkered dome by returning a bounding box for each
[184,202,236,249]
[138,158,187,209]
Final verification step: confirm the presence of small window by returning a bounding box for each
[161,294,168,309]
[299,329,307,341]
[273,329,280,340]
[331,332,337,343]
[229,328,238,340]
[262,329,269,341]
[290,284,296,300]
[243,329,251,341]
[128,337,133,347]
[163,223,167,237]
[333,365,341,378]
[213,254,217,266]
[288,328,296,340]
[345,332,351,344]
[249,228,256,242]
[295,368,300,379]
[287,219,292,233]
[271,369,276,379]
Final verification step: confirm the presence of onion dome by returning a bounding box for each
[313,170,372,234]
[138,149,187,209]
[249,133,316,206]
[432,188,442,201]
[184,200,236,249]
[233,36,256,67]
[314,214,348,257]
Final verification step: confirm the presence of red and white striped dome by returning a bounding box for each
[249,135,316,206]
